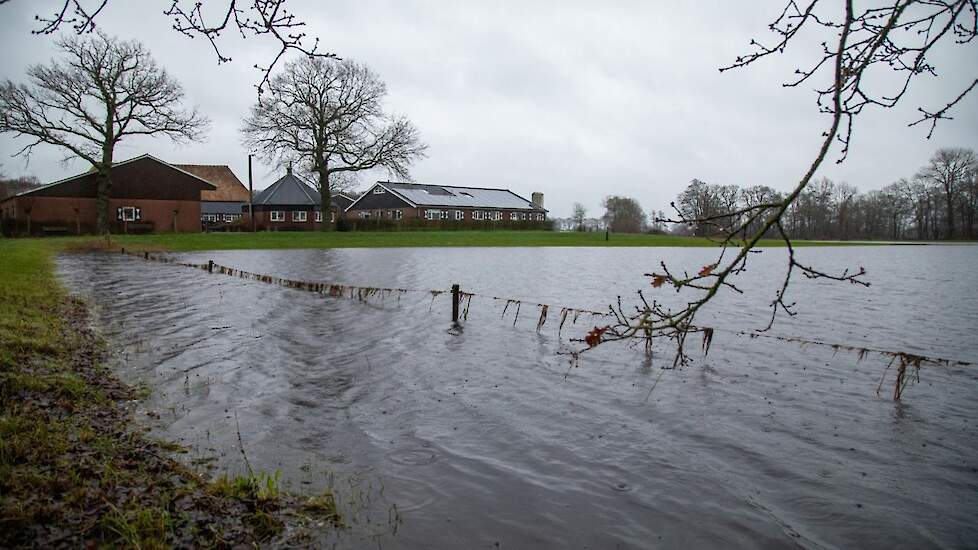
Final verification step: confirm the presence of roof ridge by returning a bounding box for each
[379,180,531,193]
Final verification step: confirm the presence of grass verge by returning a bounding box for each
[0,238,340,547]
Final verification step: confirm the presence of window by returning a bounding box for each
[510,212,518,221]
[394,210,403,220]
[425,209,444,220]
[455,210,464,220]
[315,211,322,222]
[331,212,335,222]
[473,210,484,220]
[373,186,385,194]
[270,211,285,222]
[293,211,307,222]
[359,211,371,219]
[121,206,137,221]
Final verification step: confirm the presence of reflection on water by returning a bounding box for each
[58,246,978,549]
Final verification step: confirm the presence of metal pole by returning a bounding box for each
[248,154,255,232]
[451,284,460,323]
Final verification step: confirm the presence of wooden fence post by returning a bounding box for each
[144,251,148,260]
[208,260,214,273]
[452,283,460,323]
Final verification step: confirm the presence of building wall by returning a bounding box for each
[346,205,545,222]
[243,207,337,231]
[1,196,202,235]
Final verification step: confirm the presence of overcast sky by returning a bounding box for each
[1,1,975,217]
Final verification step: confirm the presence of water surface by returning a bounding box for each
[58,245,978,548]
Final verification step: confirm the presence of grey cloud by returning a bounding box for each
[1,0,974,218]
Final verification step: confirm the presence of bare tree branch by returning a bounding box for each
[579,1,976,402]
[0,0,337,93]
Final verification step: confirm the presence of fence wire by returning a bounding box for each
[118,247,973,393]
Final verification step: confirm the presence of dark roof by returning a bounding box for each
[175,165,249,202]
[347,181,547,212]
[11,154,215,199]
[202,201,246,215]
[332,193,355,210]
[253,171,354,208]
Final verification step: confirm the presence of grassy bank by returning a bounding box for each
[0,239,339,547]
[103,230,850,251]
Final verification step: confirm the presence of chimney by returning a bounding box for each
[531,192,544,209]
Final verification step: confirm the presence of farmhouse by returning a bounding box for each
[0,154,215,236]
[244,167,354,231]
[174,164,250,226]
[344,181,547,222]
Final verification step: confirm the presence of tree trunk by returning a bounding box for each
[943,184,955,239]
[319,168,332,231]
[95,144,114,235]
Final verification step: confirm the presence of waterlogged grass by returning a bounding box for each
[0,238,342,546]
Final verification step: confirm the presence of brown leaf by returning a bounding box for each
[651,275,667,288]
[698,264,716,277]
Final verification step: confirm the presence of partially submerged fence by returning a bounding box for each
[117,248,973,400]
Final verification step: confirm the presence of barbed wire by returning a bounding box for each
[117,248,973,400]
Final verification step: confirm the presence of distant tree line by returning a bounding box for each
[673,147,977,241]
[0,174,41,200]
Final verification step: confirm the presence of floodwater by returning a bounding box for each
[57,245,978,549]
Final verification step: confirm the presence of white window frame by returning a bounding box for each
[293,211,307,222]
[373,186,386,194]
[315,211,322,222]
[121,206,137,222]
[473,210,483,221]
[455,210,464,221]
[510,212,518,221]
[359,211,371,219]
[394,209,403,220]
[331,212,335,223]
[270,211,285,222]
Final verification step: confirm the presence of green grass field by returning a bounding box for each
[92,230,849,252]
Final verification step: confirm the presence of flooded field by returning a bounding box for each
[58,245,978,549]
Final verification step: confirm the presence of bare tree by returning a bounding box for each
[918,147,976,239]
[579,1,976,391]
[602,196,645,233]
[242,57,426,230]
[572,202,587,231]
[0,0,334,93]
[0,32,208,234]
[674,179,740,237]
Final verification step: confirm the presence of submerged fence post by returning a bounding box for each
[208,260,214,273]
[452,283,460,323]
[144,251,148,260]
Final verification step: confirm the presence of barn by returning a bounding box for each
[0,154,216,236]
[174,164,250,227]
[343,181,547,223]
[244,167,354,231]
